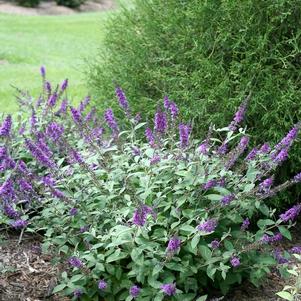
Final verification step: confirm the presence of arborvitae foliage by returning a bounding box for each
[88,0,301,204]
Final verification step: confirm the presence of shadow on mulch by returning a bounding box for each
[0,224,301,301]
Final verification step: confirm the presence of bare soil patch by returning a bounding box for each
[0,0,115,15]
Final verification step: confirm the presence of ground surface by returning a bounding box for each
[0,226,300,301]
[0,5,116,113]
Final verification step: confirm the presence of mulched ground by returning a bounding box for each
[0,0,115,15]
[0,225,300,301]
[0,230,69,301]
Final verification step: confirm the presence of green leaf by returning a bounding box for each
[206,194,222,201]
[276,291,293,301]
[278,226,292,240]
[106,250,128,263]
[180,224,195,232]
[191,234,200,250]
[199,245,212,260]
[70,274,84,282]
[196,295,208,301]
[52,283,66,294]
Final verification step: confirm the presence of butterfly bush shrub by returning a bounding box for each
[1,68,301,301]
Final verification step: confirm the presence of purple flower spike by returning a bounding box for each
[169,102,179,120]
[3,204,20,219]
[70,208,78,216]
[276,126,299,150]
[221,194,235,205]
[230,256,240,267]
[61,79,68,92]
[163,96,170,109]
[98,279,107,290]
[241,218,250,231]
[70,107,82,124]
[274,148,288,163]
[160,283,176,296]
[217,143,228,155]
[239,136,249,148]
[68,256,83,268]
[48,93,58,107]
[45,81,51,94]
[259,177,273,193]
[11,219,28,229]
[73,289,82,299]
[279,204,301,222]
[290,246,301,254]
[154,111,168,134]
[274,249,289,264]
[293,172,301,183]
[260,143,271,153]
[203,179,216,190]
[145,128,155,145]
[0,115,12,138]
[130,285,141,298]
[197,219,217,233]
[245,147,258,161]
[46,122,64,142]
[179,123,190,148]
[116,86,129,112]
[150,155,160,165]
[132,205,153,226]
[199,142,209,155]
[210,239,220,249]
[104,108,119,135]
[167,237,181,252]
[40,66,46,78]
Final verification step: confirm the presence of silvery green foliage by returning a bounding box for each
[0,70,301,300]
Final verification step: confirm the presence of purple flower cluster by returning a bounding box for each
[199,142,209,155]
[130,285,141,298]
[261,232,283,243]
[70,107,82,124]
[150,155,160,165]
[217,142,228,155]
[203,179,217,190]
[25,139,55,169]
[68,256,83,268]
[104,109,119,135]
[290,246,301,254]
[132,205,153,226]
[11,219,28,229]
[240,218,250,231]
[0,179,15,200]
[179,123,190,148]
[260,143,271,153]
[0,115,12,137]
[197,219,217,233]
[48,93,58,107]
[259,177,273,193]
[154,110,168,134]
[276,126,299,150]
[210,239,220,249]
[3,204,20,219]
[40,66,46,78]
[145,128,155,145]
[230,256,240,267]
[293,172,301,183]
[228,97,248,131]
[167,236,181,252]
[221,194,235,205]
[98,279,107,290]
[69,207,78,216]
[116,86,129,112]
[279,204,301,222]
[46,122,64,142]
[160,283,176,296]
[274,249,289,264]
[79,96,90,113]
[245,147,258,161]
[60,79,68,92]
[73,289,82,299]
[164,96,179,120]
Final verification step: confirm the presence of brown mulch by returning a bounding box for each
[0,225,301,301]
[0,231,69,301]
[0,0,115,16]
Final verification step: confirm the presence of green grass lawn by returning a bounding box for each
[0,11,110,113]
